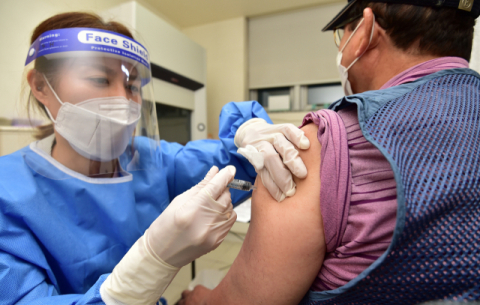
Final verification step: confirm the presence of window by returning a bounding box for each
[307,82,343,110]
[250,82,343,113]
[257,87,291,112]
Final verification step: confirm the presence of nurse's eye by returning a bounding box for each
[89,77,109,85]
[126,84,140,93]
[127,85,140,92]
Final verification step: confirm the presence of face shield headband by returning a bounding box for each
[25,27,151,85]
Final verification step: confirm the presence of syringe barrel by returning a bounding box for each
[227,179,253,191]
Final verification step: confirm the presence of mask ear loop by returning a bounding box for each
[340,18,364,53]
[342,15,376,71]
[42,74,64,123]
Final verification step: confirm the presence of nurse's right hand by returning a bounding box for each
[101,166,237,305]
[148,165,237,267]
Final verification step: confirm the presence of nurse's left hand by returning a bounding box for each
[234,118,310,202]
[178,285,211,305]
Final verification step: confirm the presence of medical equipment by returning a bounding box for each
[228,179,257,191]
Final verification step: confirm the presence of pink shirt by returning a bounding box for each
[305,57,468,291]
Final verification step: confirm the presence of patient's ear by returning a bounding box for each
[354,8,379,57]
[27,69,50,107]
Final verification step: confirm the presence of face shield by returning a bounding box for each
[24,27,160,178]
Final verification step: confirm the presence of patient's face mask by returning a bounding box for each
[44,75,141,162]
[336,17,375,96]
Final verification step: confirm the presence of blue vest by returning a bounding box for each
[302,68,480,304]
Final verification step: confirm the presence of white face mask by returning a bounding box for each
[336,17,375,96]
[43,75,141,162]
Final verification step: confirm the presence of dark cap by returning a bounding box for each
[322,0,479,31]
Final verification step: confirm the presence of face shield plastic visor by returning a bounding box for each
[24,28,160,179]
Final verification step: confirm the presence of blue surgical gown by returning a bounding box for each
[0,101,270,305]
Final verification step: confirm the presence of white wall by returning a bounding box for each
[183,17,248,139]
[0,0,134,122]
[248,3,345,89]
[135,4,206,84]
[0,127,36,156]
[267,111,311,126]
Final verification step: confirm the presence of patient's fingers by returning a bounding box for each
[276,123,310,150]
[237,145,265,170]
[273,134,308,179]
[257,141,295,197]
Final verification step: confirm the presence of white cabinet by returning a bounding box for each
[103,2,207,141]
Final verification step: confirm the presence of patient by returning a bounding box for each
[179,107,397,305]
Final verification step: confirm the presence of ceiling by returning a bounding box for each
[141,0,345,28]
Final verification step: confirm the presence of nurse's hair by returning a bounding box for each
[25,12,134,140]
[343,1,475,61]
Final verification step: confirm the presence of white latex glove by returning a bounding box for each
[234,118,310,202]
[148,165,237,267]
[101,166,237,305]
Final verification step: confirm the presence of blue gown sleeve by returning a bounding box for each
[0,249,107,305]
[1,251,165,305]
[161,101,271,205]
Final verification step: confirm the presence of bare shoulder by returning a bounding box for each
[211,122,325,305]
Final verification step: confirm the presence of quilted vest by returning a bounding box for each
[301,68,480,304]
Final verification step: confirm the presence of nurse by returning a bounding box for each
[0,12,310,305]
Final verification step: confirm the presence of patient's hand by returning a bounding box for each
[178,285,211,305]
[180,123,325,305]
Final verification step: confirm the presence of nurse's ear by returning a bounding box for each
[27,69,50,107]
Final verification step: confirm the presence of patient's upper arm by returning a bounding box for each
[210,123,326,305]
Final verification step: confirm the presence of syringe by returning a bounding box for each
[227,179,257,191]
